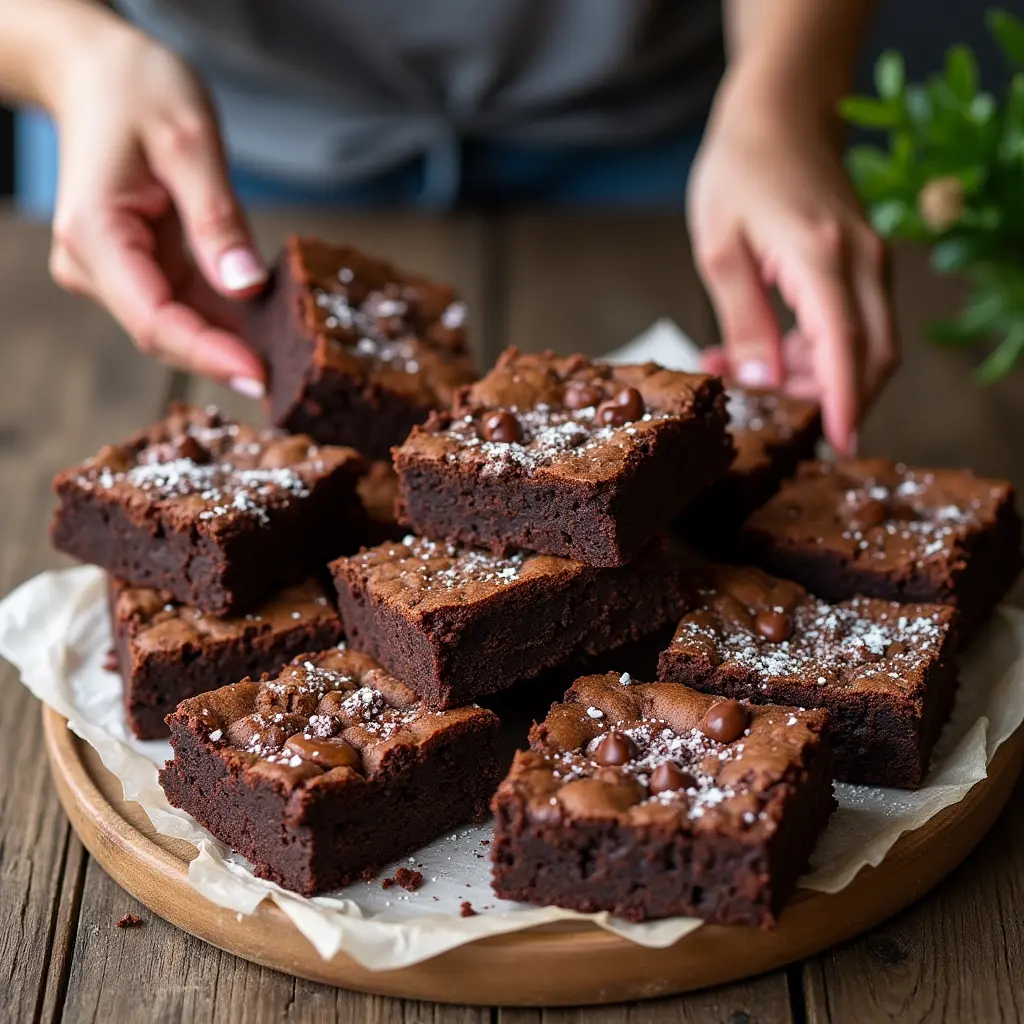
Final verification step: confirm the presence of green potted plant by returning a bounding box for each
[842,7,1024,380]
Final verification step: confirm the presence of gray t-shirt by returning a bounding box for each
[118,0,723,187]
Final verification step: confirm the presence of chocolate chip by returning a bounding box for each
[284,734,362,771]
[563,381,604,410]
[481,410,522,443]
[885,641,906,657]
[596,387,644,426]
[176,435,210,465]
[843,495,887,532]
[594,730,636,767]
[754,609,794,643]
[649,762,696,795]
[701,700,749,744]
[93,444,131,473]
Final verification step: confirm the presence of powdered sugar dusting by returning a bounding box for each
[362,536,529,593]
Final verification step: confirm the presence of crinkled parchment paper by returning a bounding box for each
[3,321,1022,970]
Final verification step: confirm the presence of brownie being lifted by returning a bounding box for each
[657,562,959,788]
[52,404,365,616]
[160,647,501,895]
[394,349,734,566]
[679,386,821,546]
[246,236,477,460]
[741,459,1023,640]
[109,577,342,739]
[491,673,835,926]
[330,533,690,708]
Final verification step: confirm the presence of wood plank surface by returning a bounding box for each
[0,218,171,1022]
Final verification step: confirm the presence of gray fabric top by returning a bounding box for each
[117,0,723,187]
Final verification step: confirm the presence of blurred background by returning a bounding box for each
[1,1,1021,213]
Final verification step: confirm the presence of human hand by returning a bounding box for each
[47,21,267,395]
[687,81,897,454]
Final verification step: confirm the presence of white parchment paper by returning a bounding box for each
[3,321,1023,971]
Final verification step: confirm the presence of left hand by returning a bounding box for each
[687,79,898,454]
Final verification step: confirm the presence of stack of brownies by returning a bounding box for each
[49,235,1023,928]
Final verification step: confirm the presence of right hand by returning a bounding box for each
[48,23,268,395]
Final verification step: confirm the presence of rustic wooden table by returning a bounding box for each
[2,210,1023,1024]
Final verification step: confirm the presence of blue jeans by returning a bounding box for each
[15,110,704,216]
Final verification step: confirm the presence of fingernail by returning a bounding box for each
[219,248,267,291]
[736,360,772,387]
[229,376,265,400]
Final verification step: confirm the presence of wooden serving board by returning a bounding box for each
[43,705,1024,1007]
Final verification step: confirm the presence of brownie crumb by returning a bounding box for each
[460,901,477,917]
[382,867,424,892]
[102,648,120,673]
[115,913,143,928]
[479,839,490,846]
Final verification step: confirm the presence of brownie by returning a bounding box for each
[51,404,365,616]
[657,561,959,788]
[679,386,821,546]
[490,672,835,926]
[329,533,691,708]
[245,236,477,460]
[394,348,735,566]
[356,460,403,545]
[159,647,501,895]
[109,577,343,740]
[741,459,1023,640]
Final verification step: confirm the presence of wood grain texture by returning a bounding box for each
[0,219,171,1024]
[498,970,794,1023]
[500,213,717,358]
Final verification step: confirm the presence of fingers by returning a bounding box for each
[143,106,266,299]
[62,207,265,389]
[772,222,866,456]
[693,232,783,389]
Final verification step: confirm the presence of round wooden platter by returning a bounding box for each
[44,706,1024,1008]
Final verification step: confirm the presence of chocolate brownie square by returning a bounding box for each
[329,533,691,708]
[159,647,501,895]
[741,459,1023,641]
[394,348,735,566]
[51,404,365,616]
[679,386,821,546]
[109,576,342,739]
[245,236,477,460]
[490,672,835,926]
[657,562,959,788]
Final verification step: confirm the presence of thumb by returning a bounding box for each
[144,112,266,298]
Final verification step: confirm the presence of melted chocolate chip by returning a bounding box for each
[594,730,636,767]
[649,761,696,795]
[885,641,906,657]
[754,609,794,643]
[563,381,604,411]
[701,700,749,744]
[596,387,645,427]
[842,495,887,532]
[481,410,522,443]
[284,734,362,771]
[176,435,211,465]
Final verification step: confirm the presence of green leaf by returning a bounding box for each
[975,323,1024,382]
[929,289,1007,344]
[969,92,997,123]
[988,9,1024,65]
[875,50,906,99]
[905,84,933,129]
[931,236,986,273]
[869,200,909,236]
[946,45,979,102]
[846,145,900,198]
[839,96,899,128]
